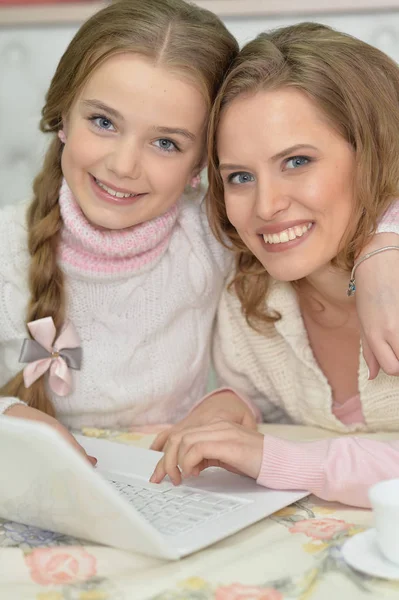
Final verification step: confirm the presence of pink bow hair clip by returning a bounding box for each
[19,317,82,397]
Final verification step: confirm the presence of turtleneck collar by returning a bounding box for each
[58,179,179,278]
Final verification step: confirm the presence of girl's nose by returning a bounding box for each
[107,140,142,180]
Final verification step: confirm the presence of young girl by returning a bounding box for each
[151,23,399,509]
[0,0,245,461]
[0,3,398,463]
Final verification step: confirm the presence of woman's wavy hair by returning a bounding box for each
[0,0,238,415]
[207,22,399,330]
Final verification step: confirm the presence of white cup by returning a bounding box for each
[369,478,399,565]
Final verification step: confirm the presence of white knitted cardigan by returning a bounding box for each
[213,279,399,433]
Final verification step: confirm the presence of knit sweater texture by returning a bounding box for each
[213,279,399,434]
[0,182,230,428]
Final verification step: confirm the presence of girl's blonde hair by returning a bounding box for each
[0,0,238,415]
[207,22,399,329]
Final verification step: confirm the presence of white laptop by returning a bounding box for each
[0,417,308,560]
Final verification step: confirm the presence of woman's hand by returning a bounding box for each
[355,232,399,378]
[150,420,264,486]
[4,404,97,466]
[150,391,257,452]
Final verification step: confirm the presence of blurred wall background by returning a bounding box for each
[1,1,399,205]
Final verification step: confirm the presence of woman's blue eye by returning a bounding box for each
[154,138,178,152]
[227,172,255,185]
[285,156,310,169]
[90,116,115,131]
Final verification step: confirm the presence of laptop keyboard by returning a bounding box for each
[108,480,248,536]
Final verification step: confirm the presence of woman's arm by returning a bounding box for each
[150,418,399,509]
[356,201,399,378]
[259,434,399,508]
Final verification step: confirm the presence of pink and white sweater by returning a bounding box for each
[0,181,231,427]
[213,201,399,508]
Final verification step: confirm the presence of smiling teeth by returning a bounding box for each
[263,223,312,244]
[96,178,136,198]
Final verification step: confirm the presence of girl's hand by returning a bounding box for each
[4,404,97,466]
[355,233,399,378]
[150,421,264,486]
[150,391,257,452]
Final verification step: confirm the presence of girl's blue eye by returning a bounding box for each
[154,138,178,152]
[90,116,115,131]
[227,172,255,185]
[285,156,310,169]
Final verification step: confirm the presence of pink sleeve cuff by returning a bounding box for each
[377,200,399,234]
[189,387,262,422]
[256,435,399,508]
[256,434,326,493]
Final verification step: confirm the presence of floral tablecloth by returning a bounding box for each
[1,424,399,600]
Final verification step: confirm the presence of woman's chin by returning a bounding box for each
[261,262,311,283]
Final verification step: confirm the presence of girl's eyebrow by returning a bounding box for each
[82,99,123,121]
[150,126,197,142]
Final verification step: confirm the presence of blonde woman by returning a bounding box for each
[152,23,399,508]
